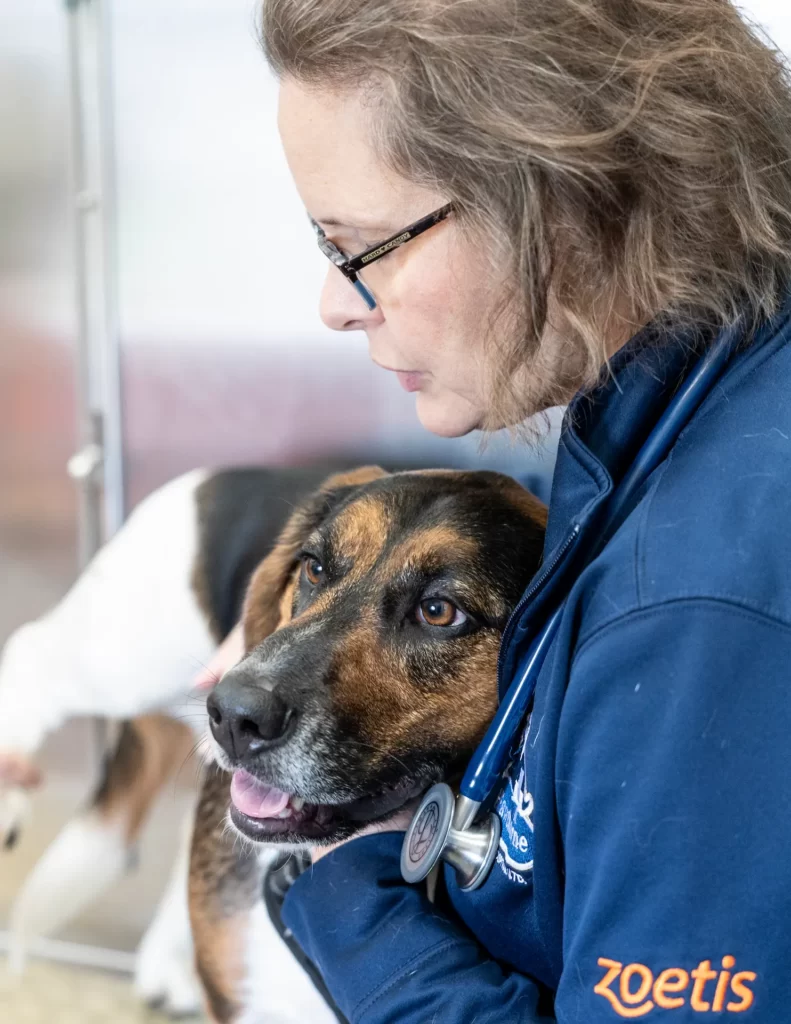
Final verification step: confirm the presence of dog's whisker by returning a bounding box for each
[171,737,211,791]
[347,737,413,776]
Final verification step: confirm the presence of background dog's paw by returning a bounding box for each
[0,750,42,789]
[0,786,31,850]
[134,917,202,1018]
[0,751,40,850]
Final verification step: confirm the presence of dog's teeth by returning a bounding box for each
[276,808,293,819]
[291,797,305,811]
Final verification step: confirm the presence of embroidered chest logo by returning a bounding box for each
[594,957,757,1017]
[495,715,535,884]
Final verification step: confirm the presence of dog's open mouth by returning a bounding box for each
[229,768,420,843]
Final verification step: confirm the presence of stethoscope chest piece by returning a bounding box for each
[401,783,501,892]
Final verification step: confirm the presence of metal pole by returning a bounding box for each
[64,0,124,826]
[65,0,125,557]
[66,0,103,567]
[96,0,125,538]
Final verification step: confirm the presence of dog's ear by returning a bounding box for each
[241,466,387,650]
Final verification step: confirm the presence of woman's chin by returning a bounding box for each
[414,391,482,438]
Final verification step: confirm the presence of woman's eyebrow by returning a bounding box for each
[313,214,393,232]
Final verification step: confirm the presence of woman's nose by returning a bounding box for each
[319,265,383,332]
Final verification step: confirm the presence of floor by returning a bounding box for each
[0,959,175,1024]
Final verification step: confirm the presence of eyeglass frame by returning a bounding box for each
[309,202,454,311]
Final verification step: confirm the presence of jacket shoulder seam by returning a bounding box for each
[632,459,672,609]
[669,310,791,455]
[573,595,791,665]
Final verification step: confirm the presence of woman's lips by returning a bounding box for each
[372,359,424,393]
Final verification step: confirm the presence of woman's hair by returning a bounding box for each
[261,0,791,427]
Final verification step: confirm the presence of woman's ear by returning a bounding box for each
[241,466,387,650]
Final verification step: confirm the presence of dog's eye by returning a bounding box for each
[303,556,325,586]
[416,598,466,628]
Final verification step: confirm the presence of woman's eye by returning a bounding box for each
[303,557,324,586]
[416,598,467,628]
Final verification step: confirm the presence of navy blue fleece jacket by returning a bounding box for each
[282,298,791,1022]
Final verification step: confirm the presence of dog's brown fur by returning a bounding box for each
[241,466,387,649]
[191,468,547,1022]
[189,765,261,1023]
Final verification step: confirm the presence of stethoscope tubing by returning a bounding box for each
[460,321,741,807]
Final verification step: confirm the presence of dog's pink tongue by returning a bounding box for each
[230,769,290,819]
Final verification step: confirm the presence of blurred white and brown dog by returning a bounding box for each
[0,464,358,1017]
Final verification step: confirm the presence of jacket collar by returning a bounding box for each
[498,294,791,695]
[545,321,710,552]
[545,296,791,551]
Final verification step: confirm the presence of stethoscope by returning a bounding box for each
[401,322,740,892]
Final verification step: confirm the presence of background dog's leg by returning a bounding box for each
[134,804,203,1017]
[8,715,195,971]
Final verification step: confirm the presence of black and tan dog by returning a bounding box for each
[0,463,545,1022]
[191,467,546,1022]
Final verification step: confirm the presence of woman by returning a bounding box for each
[232,1,791,1019]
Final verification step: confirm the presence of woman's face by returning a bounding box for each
[277,79,508,438]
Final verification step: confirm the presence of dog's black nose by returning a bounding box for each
[207,671,295,761]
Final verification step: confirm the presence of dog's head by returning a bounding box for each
[207,467,546,846]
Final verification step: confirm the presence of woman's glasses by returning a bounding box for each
[310,203,454,310]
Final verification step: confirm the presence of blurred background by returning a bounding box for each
[1,0,790,1019]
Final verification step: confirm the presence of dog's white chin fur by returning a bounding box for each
[241,867,339,1024]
